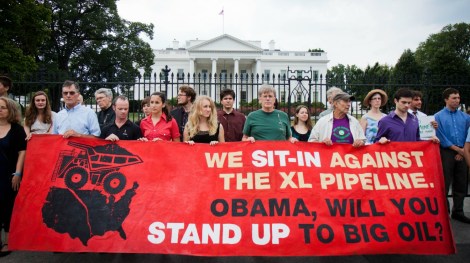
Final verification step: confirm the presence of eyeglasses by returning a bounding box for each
[177,94,187,97]
[62,91,77,96]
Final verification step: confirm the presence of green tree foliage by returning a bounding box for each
[327,64,364,95]
[415,23,470,83]
[393,49,423,84]
[0,0,50,75]
[415,23,470,112]
[328,63,392,109]
[38,0,155,90]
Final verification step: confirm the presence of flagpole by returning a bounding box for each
[219,7,224,34]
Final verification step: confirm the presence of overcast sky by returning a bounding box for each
[116,0,470,69]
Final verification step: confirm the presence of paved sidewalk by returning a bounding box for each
[2,199,470,263]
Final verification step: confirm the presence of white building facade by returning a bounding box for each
[136,34,329,107]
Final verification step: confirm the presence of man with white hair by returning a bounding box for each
[95,88,115,130]
[319,87,343,118]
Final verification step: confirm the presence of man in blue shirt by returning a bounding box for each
[435,88,470,224]
[53,80,100,138]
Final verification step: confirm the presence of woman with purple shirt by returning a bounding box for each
[308,93,366,147]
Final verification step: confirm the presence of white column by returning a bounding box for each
[255,59,262,100]
[233,58,240,79]
[189,58,195,81]
[256,59,262,81]
[233,58,240,109]
[211,58,217,77]
[211,58,217,100]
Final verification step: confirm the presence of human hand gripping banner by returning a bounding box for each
[10,135,455,255]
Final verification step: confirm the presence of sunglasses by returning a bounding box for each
[62,91,77,96]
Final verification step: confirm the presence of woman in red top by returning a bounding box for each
[139,92,180,142]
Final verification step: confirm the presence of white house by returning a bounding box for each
[135,34,329,107]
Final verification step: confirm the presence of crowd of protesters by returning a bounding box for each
[1,75,470,256]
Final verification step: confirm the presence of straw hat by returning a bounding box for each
[363,89,388,107]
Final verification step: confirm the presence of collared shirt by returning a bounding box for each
[408,109,427,118]
[140,113,180,141]
[243,109,291,141]
[53,104,101,136]
[375,111,420,142]
[100,120,142,140]
[217,109,246,142]
[97,106,116,130]
[435,107,470,148]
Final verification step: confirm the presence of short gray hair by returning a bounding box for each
[326,87,343,100]
[258,84,277,97]
[94,88,113,99]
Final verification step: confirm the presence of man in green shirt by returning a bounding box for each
[242,85,294,142]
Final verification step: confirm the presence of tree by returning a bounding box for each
[393,49,423,84]
[415,23,470,112]
[36,0,155,108]
[38,0,154,79]
[327,64,364,95]
[415,23,470,84]
[0,0,50,75]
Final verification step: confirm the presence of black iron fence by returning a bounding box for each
[9,66,470,123]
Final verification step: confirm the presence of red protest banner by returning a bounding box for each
[10,135,455,256]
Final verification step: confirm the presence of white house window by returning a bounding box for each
[221,70,227,81]
[280,70,287,81]
[313,70,319,81]
[177,69,184,80]
[241,91,247,102]
[240,70,247,81]
[202,69,208,79]
[280,91,286,103]
[264,70,270,82]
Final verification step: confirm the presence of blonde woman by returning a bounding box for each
[184,95,224,145]
[24,91,55,140]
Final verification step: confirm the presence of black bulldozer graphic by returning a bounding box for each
[52,141,143,194]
